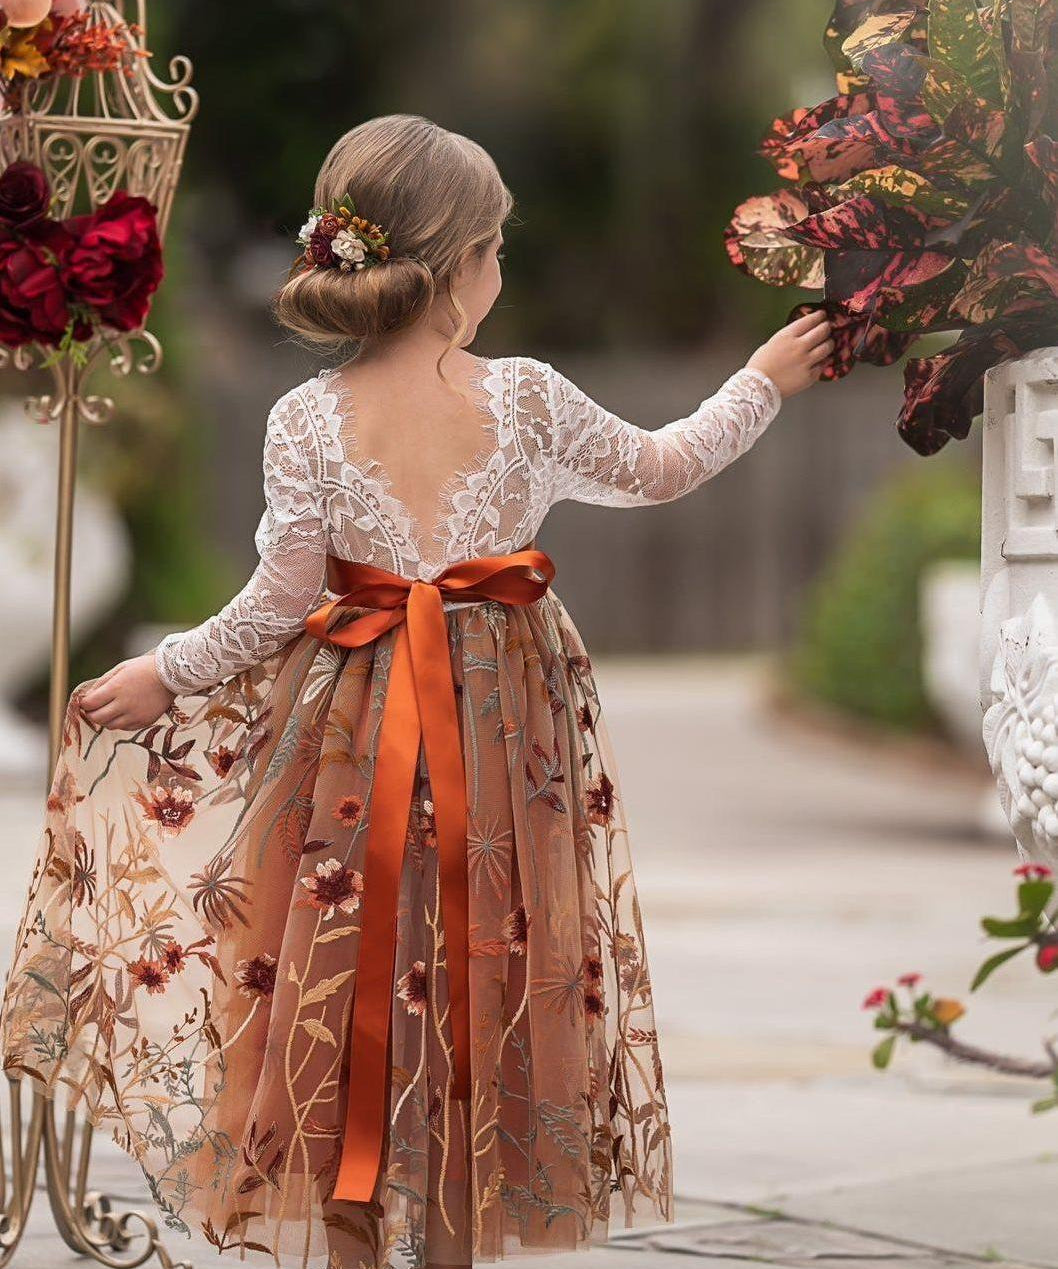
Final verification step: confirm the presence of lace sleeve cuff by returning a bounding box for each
[720,366,782,434]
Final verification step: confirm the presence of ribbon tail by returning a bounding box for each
[407,584,472,1102]
[333,624,421,1203]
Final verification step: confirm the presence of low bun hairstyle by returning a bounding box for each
[274,115,513,354]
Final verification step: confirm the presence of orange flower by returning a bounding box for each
[332,794,365,828]
[129,957,170,995]
[931,997,965,1026]
[586,773,616,826]
[207,746,237,778]
[235,953,277,1000]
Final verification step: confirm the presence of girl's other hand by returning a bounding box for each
[77,654,176,732]
[746,309,833,399]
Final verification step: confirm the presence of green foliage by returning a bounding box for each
[789,458,980,730]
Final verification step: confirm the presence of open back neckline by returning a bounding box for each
[308,355,511,579]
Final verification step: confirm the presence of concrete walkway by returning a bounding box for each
[2,656,1056,1267]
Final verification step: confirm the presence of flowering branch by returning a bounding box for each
[864,864,1058,1113]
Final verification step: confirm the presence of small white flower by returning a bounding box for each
[296,213,319,246]
[331,228,368,265]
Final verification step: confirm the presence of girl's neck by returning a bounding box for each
[350,313,475,375]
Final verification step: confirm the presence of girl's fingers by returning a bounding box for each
[85,701,124,727]
[788,309,829,334]
[811,339,836,363]
[801,321,833,348]
[79,684,116,711]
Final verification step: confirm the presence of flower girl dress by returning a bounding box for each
[0,356,779,1267]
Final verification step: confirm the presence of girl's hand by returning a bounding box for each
[78,654,176,732]
[747,309,833,398]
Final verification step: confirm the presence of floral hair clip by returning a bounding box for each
[296,201,391,273]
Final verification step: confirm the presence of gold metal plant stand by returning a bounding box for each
[0,5,197,1264]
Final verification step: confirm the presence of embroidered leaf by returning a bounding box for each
[300,1018,337,1046]
[300,969,354,1007]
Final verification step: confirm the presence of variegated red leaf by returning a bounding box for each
[724,191,825,289]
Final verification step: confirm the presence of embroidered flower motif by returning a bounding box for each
[297,857,364,921]
[129,957,170,995]
[397,961,427,1016]
[584,989,605,1022]
[162,942,187,974]
[333,794,365,828]
[235,953,278,1000]
[207,746,237,778]
[577,705,594,733]
[502,904,529,956]
[71,831,95,907]
[134,785,195,835]
[586,772,616,826]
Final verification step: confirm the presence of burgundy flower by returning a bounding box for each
[502,904,529,956]
[584,989,605,1022]
[0,162,50,227]
[65,191,163,332]
[307,229,337,268]
[129,957,170,995]
[297,857,363,921]
[0,220,76,348]
[207,745,237,778]
[396,960,427,1016]
[235,952,277,1000]
[583,954,604,985]
[586,772,616,826]
[134,784,195,835]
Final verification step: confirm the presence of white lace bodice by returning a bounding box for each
[155,356,781,694]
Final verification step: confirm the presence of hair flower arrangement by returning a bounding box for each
[296,201,390,274]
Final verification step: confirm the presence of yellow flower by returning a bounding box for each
[1,25,50,81]
[932,997,965,1027]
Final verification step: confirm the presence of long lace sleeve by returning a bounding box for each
[543,362,782,507]
[154,388,327,695]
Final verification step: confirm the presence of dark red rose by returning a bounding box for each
[307,228,337,267]
[65,191,163,332]
[0,220,74,348]
[0,162,51,227]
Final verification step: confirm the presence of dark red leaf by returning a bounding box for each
[897,314,1058,454]
[787,194,924,251]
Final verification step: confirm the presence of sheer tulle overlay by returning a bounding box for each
[1,594,671,1266]
[0,355,782,1267]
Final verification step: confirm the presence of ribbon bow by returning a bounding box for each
[306,549,555,1202]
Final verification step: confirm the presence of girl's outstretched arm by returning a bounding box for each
[546,310,831,508]
[80,387,328,729]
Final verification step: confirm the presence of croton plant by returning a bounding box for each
[726,0,1058,455]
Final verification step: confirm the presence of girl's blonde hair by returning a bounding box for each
[274,115,512,356]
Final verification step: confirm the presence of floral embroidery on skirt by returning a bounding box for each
[0,591,671,1267]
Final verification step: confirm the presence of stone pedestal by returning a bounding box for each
[980,348,1058,861]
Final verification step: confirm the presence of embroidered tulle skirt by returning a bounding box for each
[0,591,671,1267]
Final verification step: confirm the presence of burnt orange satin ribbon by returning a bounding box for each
[306,548,556,1202]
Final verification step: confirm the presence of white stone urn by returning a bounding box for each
[980,348,1058,862]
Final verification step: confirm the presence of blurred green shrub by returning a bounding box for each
[789,461,980,732]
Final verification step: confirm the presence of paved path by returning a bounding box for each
[2,656,1056,1267]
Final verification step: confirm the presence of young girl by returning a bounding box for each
[1,115,830,1269]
